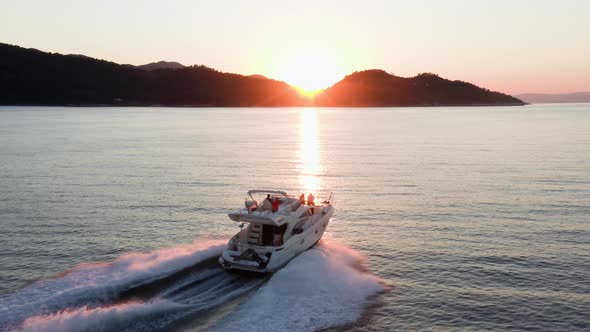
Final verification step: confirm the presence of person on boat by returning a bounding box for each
[272,197,280,212]
[245,199,258,212]
[272,233,282,246]
[261,194,273,211]
[307,193,315,206]
[299,193,305,204]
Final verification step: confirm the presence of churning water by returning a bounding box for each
[0,104,589,331]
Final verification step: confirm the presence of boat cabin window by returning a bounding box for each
[261,224,287,246]
[292,215,311,235]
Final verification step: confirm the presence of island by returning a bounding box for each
[0,43,525,107]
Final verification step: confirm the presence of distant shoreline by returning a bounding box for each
[2,43,525,107]
[515,92,590,104]
[0,102,528,108]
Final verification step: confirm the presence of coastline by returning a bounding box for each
[0,102,528,108]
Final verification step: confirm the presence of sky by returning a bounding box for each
[1,0,589,94]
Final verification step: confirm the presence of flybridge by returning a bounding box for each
[229,190,300,226]
[247,190,287,196]
[228,211,290,226]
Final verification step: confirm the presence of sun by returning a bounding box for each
[277,49,343,94]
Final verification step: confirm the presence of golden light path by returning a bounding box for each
[298,108,322,195]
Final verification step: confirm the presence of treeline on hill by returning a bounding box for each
[0,43,303,106]
[0,43,525,107]
[315,70,524,106]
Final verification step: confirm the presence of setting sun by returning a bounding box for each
[274,48,344,93]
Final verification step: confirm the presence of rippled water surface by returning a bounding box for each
[1,105,589,331]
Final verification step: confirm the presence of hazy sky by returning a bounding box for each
[1,0,589,94]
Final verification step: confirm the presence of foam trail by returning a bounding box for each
[212,241,387,332]
[12,279,266,332]
[12,300,183,332]
[0,240,226,331]
[157,266,222,298]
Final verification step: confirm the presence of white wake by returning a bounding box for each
[212,240,387,332]
[12,300,183,332]
[0,240,226,331]
[3,240,387,332]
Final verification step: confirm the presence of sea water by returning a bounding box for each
[0,104,588,331]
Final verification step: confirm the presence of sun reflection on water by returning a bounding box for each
[298,108,322,194]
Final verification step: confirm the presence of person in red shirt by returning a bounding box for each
[307,193,315,206]
[272,197,280,212]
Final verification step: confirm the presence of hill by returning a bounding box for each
[515,92,590,104]
[136,61,186,71]
[0,43,303,106]
[316,70,525,106]
[249,74,269,80]
[0,43,523,107]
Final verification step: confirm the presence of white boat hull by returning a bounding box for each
[219,205,334,273]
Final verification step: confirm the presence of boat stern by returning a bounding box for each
[218,249,272,273]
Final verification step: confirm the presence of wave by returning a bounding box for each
[0,240,226,331]
[211,240,387,332]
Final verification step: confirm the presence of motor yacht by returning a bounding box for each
[219,190,334,273]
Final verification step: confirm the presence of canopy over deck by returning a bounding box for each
[247,190,288,196]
